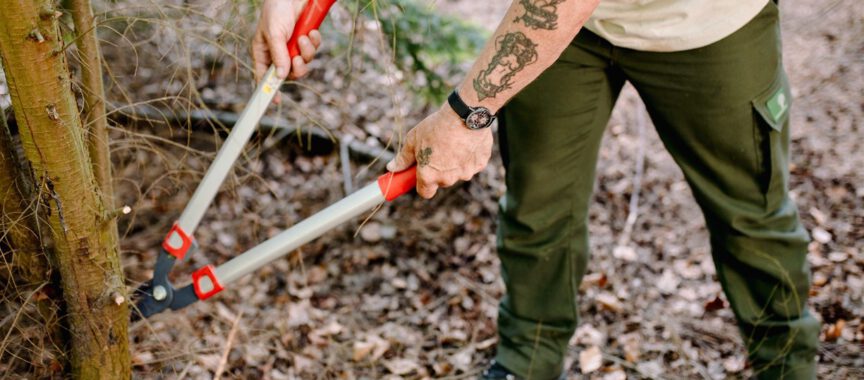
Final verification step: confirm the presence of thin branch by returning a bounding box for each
[213,309,244,380]
[69,0,114,204]
[616,99,647,248]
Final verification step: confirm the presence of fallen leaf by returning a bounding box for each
[704,295,727,313]
[723,355,745,372]
[352,341,375,362]
[132,352,155,365]
[286,300,311,327]
[613,245,638,261]
[808,207,828,225]
[573,324,606,346]
[197,353,221,369]
[433,361,454,376]
[579,346,603,374]
[596,293,623,313]
[826,319,846,341]
[306,266,328,284]
[581,272,608,291]
[293,354,315,374]
[384,358,418,375]
[449,347,474,372]
[812,272,828,286]
[353,334,390,362]
[657,270,680,294]
[618,333,641,363]
[373,341,390,361]
[812,227,832,244]
[603,369,627,380]
[828,251,849,262]
[310,321,343,345]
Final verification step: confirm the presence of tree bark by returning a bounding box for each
[0,107,50,283]
[1,109,66,375]
[68,0,113,202]
[0,1,130,378]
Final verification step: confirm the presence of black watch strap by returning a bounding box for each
[448,90,496,130]
[448,91,473,120]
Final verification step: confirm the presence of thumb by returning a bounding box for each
[269,31,292,79]
[387,132,416,172]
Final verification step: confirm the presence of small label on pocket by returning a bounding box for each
[766,88,789,123]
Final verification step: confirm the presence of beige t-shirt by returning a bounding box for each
[583,0,770,52]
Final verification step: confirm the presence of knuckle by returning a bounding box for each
[267,26,283,37]
[418,175,436,188]
[419,178,436,188]
[419,186,436,198]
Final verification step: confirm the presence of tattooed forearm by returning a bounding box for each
[417,147,433,167]
[516,0,565,30]
[472,32,539,101]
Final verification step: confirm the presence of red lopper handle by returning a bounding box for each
[287,0,337,58]
[377,166,417,201]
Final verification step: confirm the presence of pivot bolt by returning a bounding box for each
[152,285,168,301]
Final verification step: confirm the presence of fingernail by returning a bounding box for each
[276,66,287,78]
[386,161,395,171]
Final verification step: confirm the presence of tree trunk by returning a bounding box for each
[0,0,131,378]
[0,107,50,283]
[0,109,66,375]
[68,0,113,202]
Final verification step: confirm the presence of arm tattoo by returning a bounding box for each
[473,32,539,101]
[417,147,433,167]
[516,0,565,30]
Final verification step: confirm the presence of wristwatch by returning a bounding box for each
[448,90,496,130]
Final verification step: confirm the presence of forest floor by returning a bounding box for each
[1,0,861,379]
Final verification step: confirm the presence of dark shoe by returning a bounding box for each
[478,360,567,380]
[479,361,520,380]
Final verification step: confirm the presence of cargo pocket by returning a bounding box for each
[751,72,792,208]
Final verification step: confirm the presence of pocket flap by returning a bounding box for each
[752,73,792,131]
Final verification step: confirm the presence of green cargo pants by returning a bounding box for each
[494,3,819,379]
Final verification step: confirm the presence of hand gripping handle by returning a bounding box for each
[287,0,337,58]
[377,166,417,201]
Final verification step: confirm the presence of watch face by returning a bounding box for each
[466,108,494,130]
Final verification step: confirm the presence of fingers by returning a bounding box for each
[309,30,322,49]
[298,34,317,62]
[268,30,291,79]
[288,34,319,80]
[439,176,459,188]
[252,33,271,83]
[418,167,484,199]
[416,178,438,199]
[288,56,309,80]
[458,171,474,182]
[387,131,417,172]
[417,172,471,199]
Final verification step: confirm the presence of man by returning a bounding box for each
[253,0,819,378]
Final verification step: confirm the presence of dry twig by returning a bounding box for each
[213,309,244,380]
